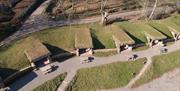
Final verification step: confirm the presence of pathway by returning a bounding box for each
[57,70,76,91]
[103,68,180,91]
[9,40,180,91]
[126,57,152,88]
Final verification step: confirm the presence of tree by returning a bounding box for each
[100,0,108,25]
[148,0,158,20]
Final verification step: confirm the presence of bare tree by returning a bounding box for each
[100,0,108,25]
[148,0,158,20]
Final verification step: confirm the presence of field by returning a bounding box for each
[33,73,67,91]
[66,58,146,91]
[133,50,180,87]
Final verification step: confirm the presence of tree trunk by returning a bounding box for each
[148,0,158,20]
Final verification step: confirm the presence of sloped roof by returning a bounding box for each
[109,25,135,45]
[24,37,51,62]
[160,21,180,34]
[75,28,93,49]
[136,22,167,40]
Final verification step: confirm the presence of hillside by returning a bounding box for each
[46,0,179,19]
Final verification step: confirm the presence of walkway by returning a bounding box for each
[126,57,152,88]
[57,70,76,91]
[103,68,180,91]
[9,40,180,91]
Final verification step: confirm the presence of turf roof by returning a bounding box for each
[24,37,51,62]
[135,22,167,40]
[75,28,93,49]
[108,25,135,45]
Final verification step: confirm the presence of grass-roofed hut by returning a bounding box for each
[109,25,135,53]
[75,28,93,56]
[136,23,167,47]
[24,37,51,68]
[160,20,180,41]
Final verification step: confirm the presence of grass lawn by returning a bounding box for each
[93,50,117,57]
[90,23,116,49]
[132,45,149,52]
[133,50,180,87]
[67,58,147,91]
[33,73,67,91]
[115,22,147,44]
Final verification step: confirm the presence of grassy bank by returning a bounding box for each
[115,22,147,44]
[67,58,146,91]
[33,73,67,91]
[0,39,30,79]
[133,50,180,87]
[93,50,117,57]
[90,23,116,49]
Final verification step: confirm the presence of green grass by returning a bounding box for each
[132,45,149,52]
[31,26,76,54]
[161,17,180,33]
[67,58,146,91]
[165,15,180,26]
[33,73,67,91]
[133,50,180,87]
[0,40,30,79]
[90,23,116,49]
[148,21,173,38]
[93,50,117,57]
[135,22,166,40]
[75,28,93,48]
[115,22,147,44]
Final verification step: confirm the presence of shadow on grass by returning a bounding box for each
[150,25,171,39]
[0,68,18,80]
[124,30,145,44]
[10,72,37,91]
[91,33,105,49]
[44,43,69,55]
[55,54,75,63]
[44,43,75,63]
